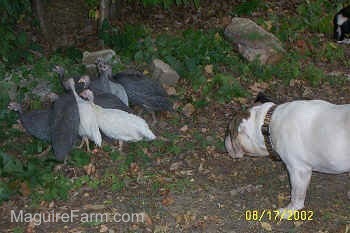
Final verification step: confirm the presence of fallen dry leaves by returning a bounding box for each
[83,163,96,176]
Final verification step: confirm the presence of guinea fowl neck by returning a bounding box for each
[100,71,110,90]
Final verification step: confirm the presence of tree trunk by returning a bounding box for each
[99,0,111,47]
[31,0,50,41]
[110,0,118,19]
[99,0,111,28]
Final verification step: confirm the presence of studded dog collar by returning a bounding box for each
[261,105,281,161]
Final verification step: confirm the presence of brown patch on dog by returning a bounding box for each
[225,109,251,152]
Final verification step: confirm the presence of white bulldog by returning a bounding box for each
[225,99,350,212]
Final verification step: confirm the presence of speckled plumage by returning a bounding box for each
[93,61,129,106]
[8,103,51,142]
[111,71,173,112]
[49,93,80,161]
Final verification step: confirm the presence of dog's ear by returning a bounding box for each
[255,92,276,103]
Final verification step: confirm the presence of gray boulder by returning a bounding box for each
[152,59,180,86]
[224,17,285,65]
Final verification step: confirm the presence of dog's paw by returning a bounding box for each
[277,205,303,220]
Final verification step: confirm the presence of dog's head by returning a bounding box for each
[225,104,272,158]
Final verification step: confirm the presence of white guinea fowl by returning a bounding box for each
[80,89,156,143]
[66,78,102,151]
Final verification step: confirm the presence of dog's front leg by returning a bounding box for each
[279,165,312,214]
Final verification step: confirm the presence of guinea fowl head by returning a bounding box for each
[80,89,94,103]
[52,65,65,78]
[95,57,104,66]
[95,57,105,74]
[78,75,91,89]
[100,63,112,77]
[64,78,75,91]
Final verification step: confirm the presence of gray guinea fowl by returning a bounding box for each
[49,91,80,162]
[97,60,173,121]
[8,102,52,142]
[113,70,173,123]
[78,75,132,113]
[80,58,129,106]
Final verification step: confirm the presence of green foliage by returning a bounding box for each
[203,74,248,103]
[0,149,72,203]
[296,0,333,34]
[0,0,36,66]
[302,63,325,86]
[99,22,149,57]
[232,0,265,16]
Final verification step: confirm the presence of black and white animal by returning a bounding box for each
[334,5,350,43]
[225,98,350,214]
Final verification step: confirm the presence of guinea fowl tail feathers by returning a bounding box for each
[141,125,156,140]
[143,96,173,112]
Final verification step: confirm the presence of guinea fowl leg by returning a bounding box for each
[84,137,91,152]
[118,140,124,152]
[151,111,157,125]
[77,137,90,152]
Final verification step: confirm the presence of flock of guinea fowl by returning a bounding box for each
[8,58,173,163]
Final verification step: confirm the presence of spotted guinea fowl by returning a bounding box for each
[66,78,101,151]
[49,91,80,162]
[8,102,52,142]
[98,60,173,123]
[76,58,128,106]
[80,89,156,150]
[78,75,132,113]
[8,94,59,157]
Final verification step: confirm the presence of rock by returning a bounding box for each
[151,59,180,86]
[224,18,285,65]
[82,49,120,77]
[182,103,195,117]
[31,80,52,100]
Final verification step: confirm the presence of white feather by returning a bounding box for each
[73,92,102,146]
[92,104,156,141]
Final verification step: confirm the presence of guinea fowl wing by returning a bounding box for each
[93,105,156,141]
[112,72,168,97]
[140,94,173,112]
[93,92,132,113]
[21,109,51,142]
[49,93,79,161]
